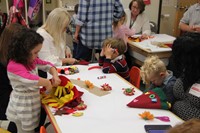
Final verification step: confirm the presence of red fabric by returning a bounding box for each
[78,60,90,65]
[127,91,161,109]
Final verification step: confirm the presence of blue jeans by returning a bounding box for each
[75,41,92,61]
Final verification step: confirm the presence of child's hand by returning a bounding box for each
[51,76,61,87]
[104,44,114,59]
[100,48,105,56]
[45,80,53,92]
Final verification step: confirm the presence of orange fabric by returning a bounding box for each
[129,66,141,89]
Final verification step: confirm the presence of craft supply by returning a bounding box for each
[155,116,170,122]
[122,88,135,96]
[100,83,112,91]
[97,75,106,79]
[72,112,83,117]
[139,111,154,120]
[88,66,101,70]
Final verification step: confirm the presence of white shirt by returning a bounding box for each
[37,28,65,66]
[125,9,151,35]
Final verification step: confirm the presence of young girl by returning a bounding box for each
[6,28,61,133]
[113,11,135,51]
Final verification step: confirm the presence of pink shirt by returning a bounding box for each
[113,25,135,51]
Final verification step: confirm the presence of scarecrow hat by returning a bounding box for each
[127,88,171,110]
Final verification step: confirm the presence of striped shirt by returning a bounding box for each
[6,58,53,131]
[99,55,130,81]
[76,0,124,49]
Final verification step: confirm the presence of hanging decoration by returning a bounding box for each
[28,0,42,21]
[143,0,151,5]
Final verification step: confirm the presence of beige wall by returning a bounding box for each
[0,0,8,13]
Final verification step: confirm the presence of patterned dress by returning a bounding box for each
[172,78,200,120]
[6,58,53,131]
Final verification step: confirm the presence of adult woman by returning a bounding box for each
[37,8,77,66]
[125,0,151,38]
[172,32,200,120]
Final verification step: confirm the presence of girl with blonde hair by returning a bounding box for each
[37,8,77,66]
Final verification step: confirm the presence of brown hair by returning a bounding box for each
[167,119,200,133]
[129,0,145,14]
[0,23,26,66]
[102,37,126,55]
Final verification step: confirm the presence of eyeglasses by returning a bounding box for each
[132,6,139,10]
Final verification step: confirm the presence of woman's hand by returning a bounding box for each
[63,58,78,65]
[140,33,148,39]
[65,47,72,58]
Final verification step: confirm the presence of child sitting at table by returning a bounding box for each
[6,28,61,133]
[140,55,176,104]
[99,37,130,81]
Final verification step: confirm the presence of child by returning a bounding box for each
[140,55,176,104]
[113,11,135,51]
[99,37,130,81]
[6,29,61,133]
[167,118,200,133]
[70,4,79,57]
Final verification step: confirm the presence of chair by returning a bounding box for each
[129,66,141,89]
[149,21,158,34]
[40,126,47,133]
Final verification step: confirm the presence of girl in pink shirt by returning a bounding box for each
[113,11,136,52]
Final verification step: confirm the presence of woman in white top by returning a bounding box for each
[125,0,151,39]
[37,8,77,66]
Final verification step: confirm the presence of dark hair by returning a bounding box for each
[74,4,79,14]
[172,32,200,90]
[8,29,44,69]
[0,23,26,66]
[129,0,145,14]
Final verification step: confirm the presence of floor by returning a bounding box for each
[45,118,56,133]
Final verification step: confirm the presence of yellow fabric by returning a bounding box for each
[0,128,11,133]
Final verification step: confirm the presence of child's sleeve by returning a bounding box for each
[99,56,105,66]
[7,61,40,87]
[35,58,54,73]
[102,59,119,73]
[123,25,135,36]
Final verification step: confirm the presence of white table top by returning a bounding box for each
[46,64,183,133]
[128,34,176,53]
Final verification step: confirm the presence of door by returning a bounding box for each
[160,0,177,36]
[160,0,197,37]
[173,0,197,36]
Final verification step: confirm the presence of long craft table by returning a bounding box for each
[44,64,183,133]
